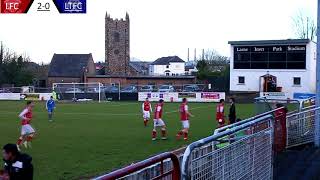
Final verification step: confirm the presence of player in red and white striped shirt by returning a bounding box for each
[152,99,167,141]
[176,98,194,141]
[142,98,152,127]
[216,99,225,128]
[16,101,36,150]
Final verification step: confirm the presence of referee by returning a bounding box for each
[228,98,236,124]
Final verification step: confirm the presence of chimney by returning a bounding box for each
[194,48,196,61]
[202,49,204,60]
[187,48,190,62]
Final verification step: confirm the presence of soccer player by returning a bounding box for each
[176,98,194,141]
[152,99,167,141]
[142,98,152,127]
[16,101,35,150]
[46,96,56,121]
[216,99,225,128]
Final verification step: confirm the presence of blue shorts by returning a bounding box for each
[48,109,54,113]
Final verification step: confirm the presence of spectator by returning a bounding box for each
[2,144,33,180]
[228,98,236,124]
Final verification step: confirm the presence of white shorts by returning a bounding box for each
[181,120,190,129]
[21,124,35,135]
[143,111,150,119]
[154,119,166,127]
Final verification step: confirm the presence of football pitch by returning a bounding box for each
[0,101,256,179]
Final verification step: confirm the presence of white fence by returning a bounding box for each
[286,107,320,148]
[181,114,274,180]
[138,92,225,103]
[0,93,52,101]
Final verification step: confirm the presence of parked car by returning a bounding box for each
[183,85,202,92]
[65,88,84,93]
[158,85,175,92]
[121,85,138,93]
[87,87,100,93]
[140,85,156,92]
[0,89,12,93]
[103,86,119,93]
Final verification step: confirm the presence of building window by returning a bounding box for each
[293,77,301,86]
[114,32,120,42]
[233,45,306,70]
[238,76,245,84]
[166,65,169,68]
[166,73,170,76]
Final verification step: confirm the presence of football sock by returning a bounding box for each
[161,128,166,137]
[17,137,23,145]
[184,132,188,140]
[26,135,33,142]
[152,130,157,138]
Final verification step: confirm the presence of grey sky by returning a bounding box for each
[0,0,316,63]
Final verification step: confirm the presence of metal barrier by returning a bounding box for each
[213,107,283,135]
[181,114,274,180]
[93,152,181,180]
[286,107,320,148]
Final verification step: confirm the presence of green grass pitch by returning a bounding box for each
[0,101,255,179]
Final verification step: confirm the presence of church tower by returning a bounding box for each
[105,12,130,75]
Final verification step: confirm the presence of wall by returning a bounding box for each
[169,62,185,75]
[307,41,317,92]
[86,76,196,86]
[87,56,96,76]
[150,62,185,76]
[47,77,81,88]
[229,42,316,94]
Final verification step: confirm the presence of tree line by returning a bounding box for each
[0,42,39,87]
[196,49,230,91]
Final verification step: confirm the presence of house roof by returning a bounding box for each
[151,56,185,65]
[228,39,311,46]
[129,61,150,73]
[48,54,93,77]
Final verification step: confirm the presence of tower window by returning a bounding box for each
[114,32,120,42]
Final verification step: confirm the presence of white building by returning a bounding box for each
[228,39,316,98]
[149,56,185,76]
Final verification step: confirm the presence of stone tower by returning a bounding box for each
[105,12,130,75]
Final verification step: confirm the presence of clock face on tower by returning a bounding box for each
[114,49,119,55]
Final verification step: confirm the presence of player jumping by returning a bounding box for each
[142,98,152,127]
[152,99,167,141]
[216,99,225,128]
[176,98,194,141]
[46,96,56,122]
[16,101,36,150]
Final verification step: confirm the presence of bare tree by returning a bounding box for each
[292,11,316,41]
[197,49,229,72]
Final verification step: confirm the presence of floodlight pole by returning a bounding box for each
[315,0,320,147]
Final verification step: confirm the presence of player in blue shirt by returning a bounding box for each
[46,96,56,121]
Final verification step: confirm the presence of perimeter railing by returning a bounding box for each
[286,106,320,148]
[181,114,274,180]
[92,152,181,180]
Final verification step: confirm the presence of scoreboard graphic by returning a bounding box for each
[0,0,86,13]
